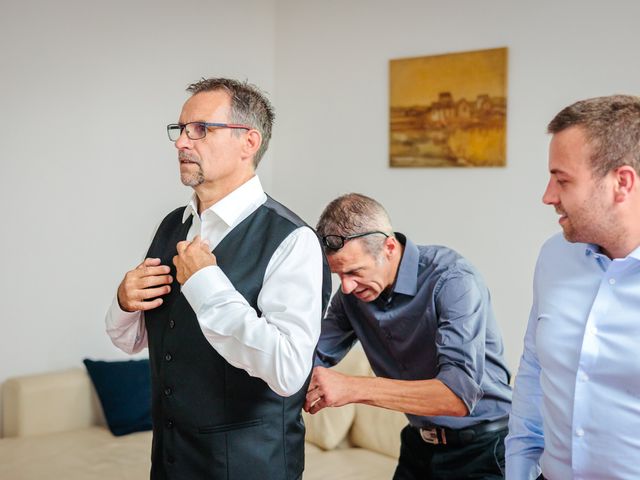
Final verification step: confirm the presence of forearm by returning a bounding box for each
[350,376,468,417]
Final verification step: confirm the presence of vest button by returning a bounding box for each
[169,319,175,329]
[164,387,172,396]
[166,420,173,429]
[165,352,172,362]
[167,456,175,465]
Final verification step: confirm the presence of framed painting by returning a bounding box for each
[389,47,508,167]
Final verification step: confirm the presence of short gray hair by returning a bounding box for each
[186,77,275,168]
[316,193,393,257]
[547,95,640,177]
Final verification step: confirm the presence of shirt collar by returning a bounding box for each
[584,242,640,262]
[392,232,419,297]
[181,175,266,227]
[182,196,199,223]
[627,244,640,261]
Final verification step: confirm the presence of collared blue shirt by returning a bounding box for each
[506,233,640,480]
[315,234,512,429]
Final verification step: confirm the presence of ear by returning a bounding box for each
[241,129,262,164]
[612,166,637,203]
[383,236,398,258]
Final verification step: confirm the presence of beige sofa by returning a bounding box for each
[0,347,407,479]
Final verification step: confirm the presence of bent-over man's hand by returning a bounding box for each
[173,235,217,285]
[117,257,173,312]
[304,366,355,414]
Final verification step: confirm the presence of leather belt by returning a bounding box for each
[418,416,509,446]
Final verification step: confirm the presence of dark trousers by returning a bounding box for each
[392,424,507,480]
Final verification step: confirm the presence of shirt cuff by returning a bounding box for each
[181,265,236,314]
[505,455,541,480]
[436,364,483,414]
[106,295,143,327]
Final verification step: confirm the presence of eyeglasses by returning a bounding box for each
[320,231,390,251]
[166,122,251,141]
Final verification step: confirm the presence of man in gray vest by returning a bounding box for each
[306,193,512,479]
[106,78,330,479]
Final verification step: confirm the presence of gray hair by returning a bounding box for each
[316,193,393,257]
[186,77,275,168]
[547,95,640,177]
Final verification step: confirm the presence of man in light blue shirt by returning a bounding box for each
[506,95,640,479]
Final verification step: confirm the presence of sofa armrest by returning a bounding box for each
[2,368,103,438]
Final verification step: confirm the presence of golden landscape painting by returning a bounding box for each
[390,47,508,167]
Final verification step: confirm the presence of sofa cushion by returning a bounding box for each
[82,359,152,436]
[303,345,374,450]
[0,426,151,480]
[304,441,398,480]
[350,403,407,459]
[303,403,355,450]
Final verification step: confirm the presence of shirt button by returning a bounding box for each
[165,352,173,362]
[590,325,598,335]
[578,371,589,382]
[576,428,585,437]
[609,278,616,285]
[164,387,172,396]
[169,319,176,329]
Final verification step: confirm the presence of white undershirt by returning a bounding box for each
[105,176,323,396]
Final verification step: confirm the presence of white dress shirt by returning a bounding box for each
[105,176,323,396]
[506,233,640,479]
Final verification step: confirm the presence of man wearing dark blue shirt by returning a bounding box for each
[305,193,512,479]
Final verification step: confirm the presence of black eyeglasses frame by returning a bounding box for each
[166,121,252,141]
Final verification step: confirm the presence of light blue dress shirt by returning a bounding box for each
[506,233,640,479]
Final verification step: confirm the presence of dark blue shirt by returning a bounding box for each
[315,234,512,429]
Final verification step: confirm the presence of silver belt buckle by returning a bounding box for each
[419,427,446,445]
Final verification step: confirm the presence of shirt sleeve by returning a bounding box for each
[104,216,167,355]
[104,296,148,354]
[433,270,488,413]
[505,262,544,479]
[181,226,323,397]
[314,291,358,368]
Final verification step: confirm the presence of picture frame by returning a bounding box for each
[389,47,508,167]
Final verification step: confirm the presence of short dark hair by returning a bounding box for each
[547,95,640,177]
[186,78,275,167]
[316,193,393,257]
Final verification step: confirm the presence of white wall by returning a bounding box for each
[0,0,275,434]
[2,0,639,436]
[272,0,640,374]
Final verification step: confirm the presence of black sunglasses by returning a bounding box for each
[320,231,390,251]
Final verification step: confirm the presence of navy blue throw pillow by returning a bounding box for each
[83,358,152,436]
